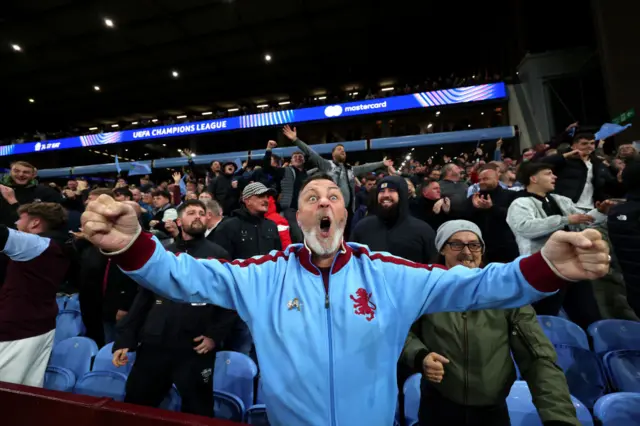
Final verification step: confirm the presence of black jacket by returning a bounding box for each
[541,154,610,204]
[213,207,282,259]
[608,189,640,317]
[350,176,437,264]
[113,236,237,351]
[208,173,238,215]
[468,186,520,263]
[0,179,61,227]
[410,196,456,232]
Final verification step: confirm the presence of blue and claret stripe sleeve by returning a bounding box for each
[113,232,282,322]
[0,226,51,262]
[378,251,567,326]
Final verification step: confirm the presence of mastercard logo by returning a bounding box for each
[324,105,343,118]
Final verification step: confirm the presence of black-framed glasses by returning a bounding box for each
[444,241,483,252]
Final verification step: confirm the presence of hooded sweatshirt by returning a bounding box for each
[350,176,438,264]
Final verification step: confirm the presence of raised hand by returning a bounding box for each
[172,172,182,184]
[383,157,394,168]
[282,125,297,141]
[0,184,17,204]
[267,140,278,150]
[81,195,140,253]
[541,229,610,281]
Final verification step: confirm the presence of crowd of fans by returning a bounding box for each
[0,120,638,425]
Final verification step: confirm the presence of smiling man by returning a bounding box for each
[81,172,611,426]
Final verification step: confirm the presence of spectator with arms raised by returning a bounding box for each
[81,172,610,426]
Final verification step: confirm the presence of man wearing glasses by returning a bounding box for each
[401,220,579,426]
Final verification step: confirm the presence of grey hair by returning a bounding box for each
[202,199,223,217]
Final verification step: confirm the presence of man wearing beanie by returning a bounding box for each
[402,220,579,426]
[350,176,437,263]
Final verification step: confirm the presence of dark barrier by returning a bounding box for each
[0,382,243,426]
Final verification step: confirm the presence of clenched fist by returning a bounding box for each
[81,194,140,253]
[422,352,450,383]
[541,229,610,281]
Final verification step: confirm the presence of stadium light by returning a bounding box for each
[481,112,485,115]
[257,104,269,108]
[151,119,158,122]
[104,18,115,28]
[435,111,441,117]
[381,87,394,92]
[176,115,187,119]
[405,155,411,160]
[93,85,101,91]
[265,54,272,62]
[318,96,327,100]
[111,124,119,128]
[162,144,166,146]
[202,111,213,115]
[228,108,239,112]
[89,127,98,131]
[11,44,21,52]
[351,92,358,96]
[427,123,433,129]
[131,121,138,125]
[28,98,35,103]
[172,70,179,78]
[278,101,291,106]
[468,124,471,128]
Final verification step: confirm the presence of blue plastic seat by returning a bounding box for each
[43,366,76,392]
[74,371,127,401]
[214,351,258,410]
[66,294,81,311]
[255,376,264,404]
[536,316,589,350]
[594,392,640,425]
[49,336,99,379]
[214,389,245,422]
[602,350,640,393]
[55,310,84,343]
[159,385,182,412]
[507,381,593,426]
[588,320,640,355]
[56,295,68,311]
[92,342,136,375]
[246,404,269,425]
[553,344,607,409]
[402,373,421,426]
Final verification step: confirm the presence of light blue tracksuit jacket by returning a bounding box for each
[116,233,562,426]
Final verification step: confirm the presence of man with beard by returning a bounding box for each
[401,220,579,426]
[81,172,611,426]
[350,176,437,263]
[111,199,234,417]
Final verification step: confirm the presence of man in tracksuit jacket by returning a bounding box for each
[0,202,71,387]
[81,172,611,426]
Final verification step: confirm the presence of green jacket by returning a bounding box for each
[401,305,579,425]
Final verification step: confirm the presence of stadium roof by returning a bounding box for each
[1,0,593,138]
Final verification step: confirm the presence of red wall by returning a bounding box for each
[0,382,243,426]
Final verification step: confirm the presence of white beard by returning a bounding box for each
[301,224,344,256]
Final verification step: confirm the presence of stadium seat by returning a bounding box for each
[74,371,127,402]
[602,350,640,393]
[402,373,420,426]
[159,385,182,412]
[92,342,136,375]
[507,381,593,426]
[49,336,99,379]
[256,376,264,404]
[588,320,640,355]
[66,294,81,311]
[246,404,269,425]
[54,310,84,343]
[593,393,640,425]
[213,389,245,422]
[536,316,589,349]
[43,366,76,392]
[214,351,258,410]
[56,295,67,311]
[553,344,607,409]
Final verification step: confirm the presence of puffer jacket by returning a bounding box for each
[264,197,292,249]
[401,306,579,425]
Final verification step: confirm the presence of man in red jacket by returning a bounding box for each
[265,196,292,249]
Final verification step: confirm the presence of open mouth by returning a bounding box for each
[460,259,475,267]
[319,216,332,238]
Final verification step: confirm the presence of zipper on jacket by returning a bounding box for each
[310,253,340,426]
[462,312,469,408]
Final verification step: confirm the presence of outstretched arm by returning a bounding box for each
[109,232,281,322]
[0,226,51,262]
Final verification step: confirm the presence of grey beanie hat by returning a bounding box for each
[435,220,485,252]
